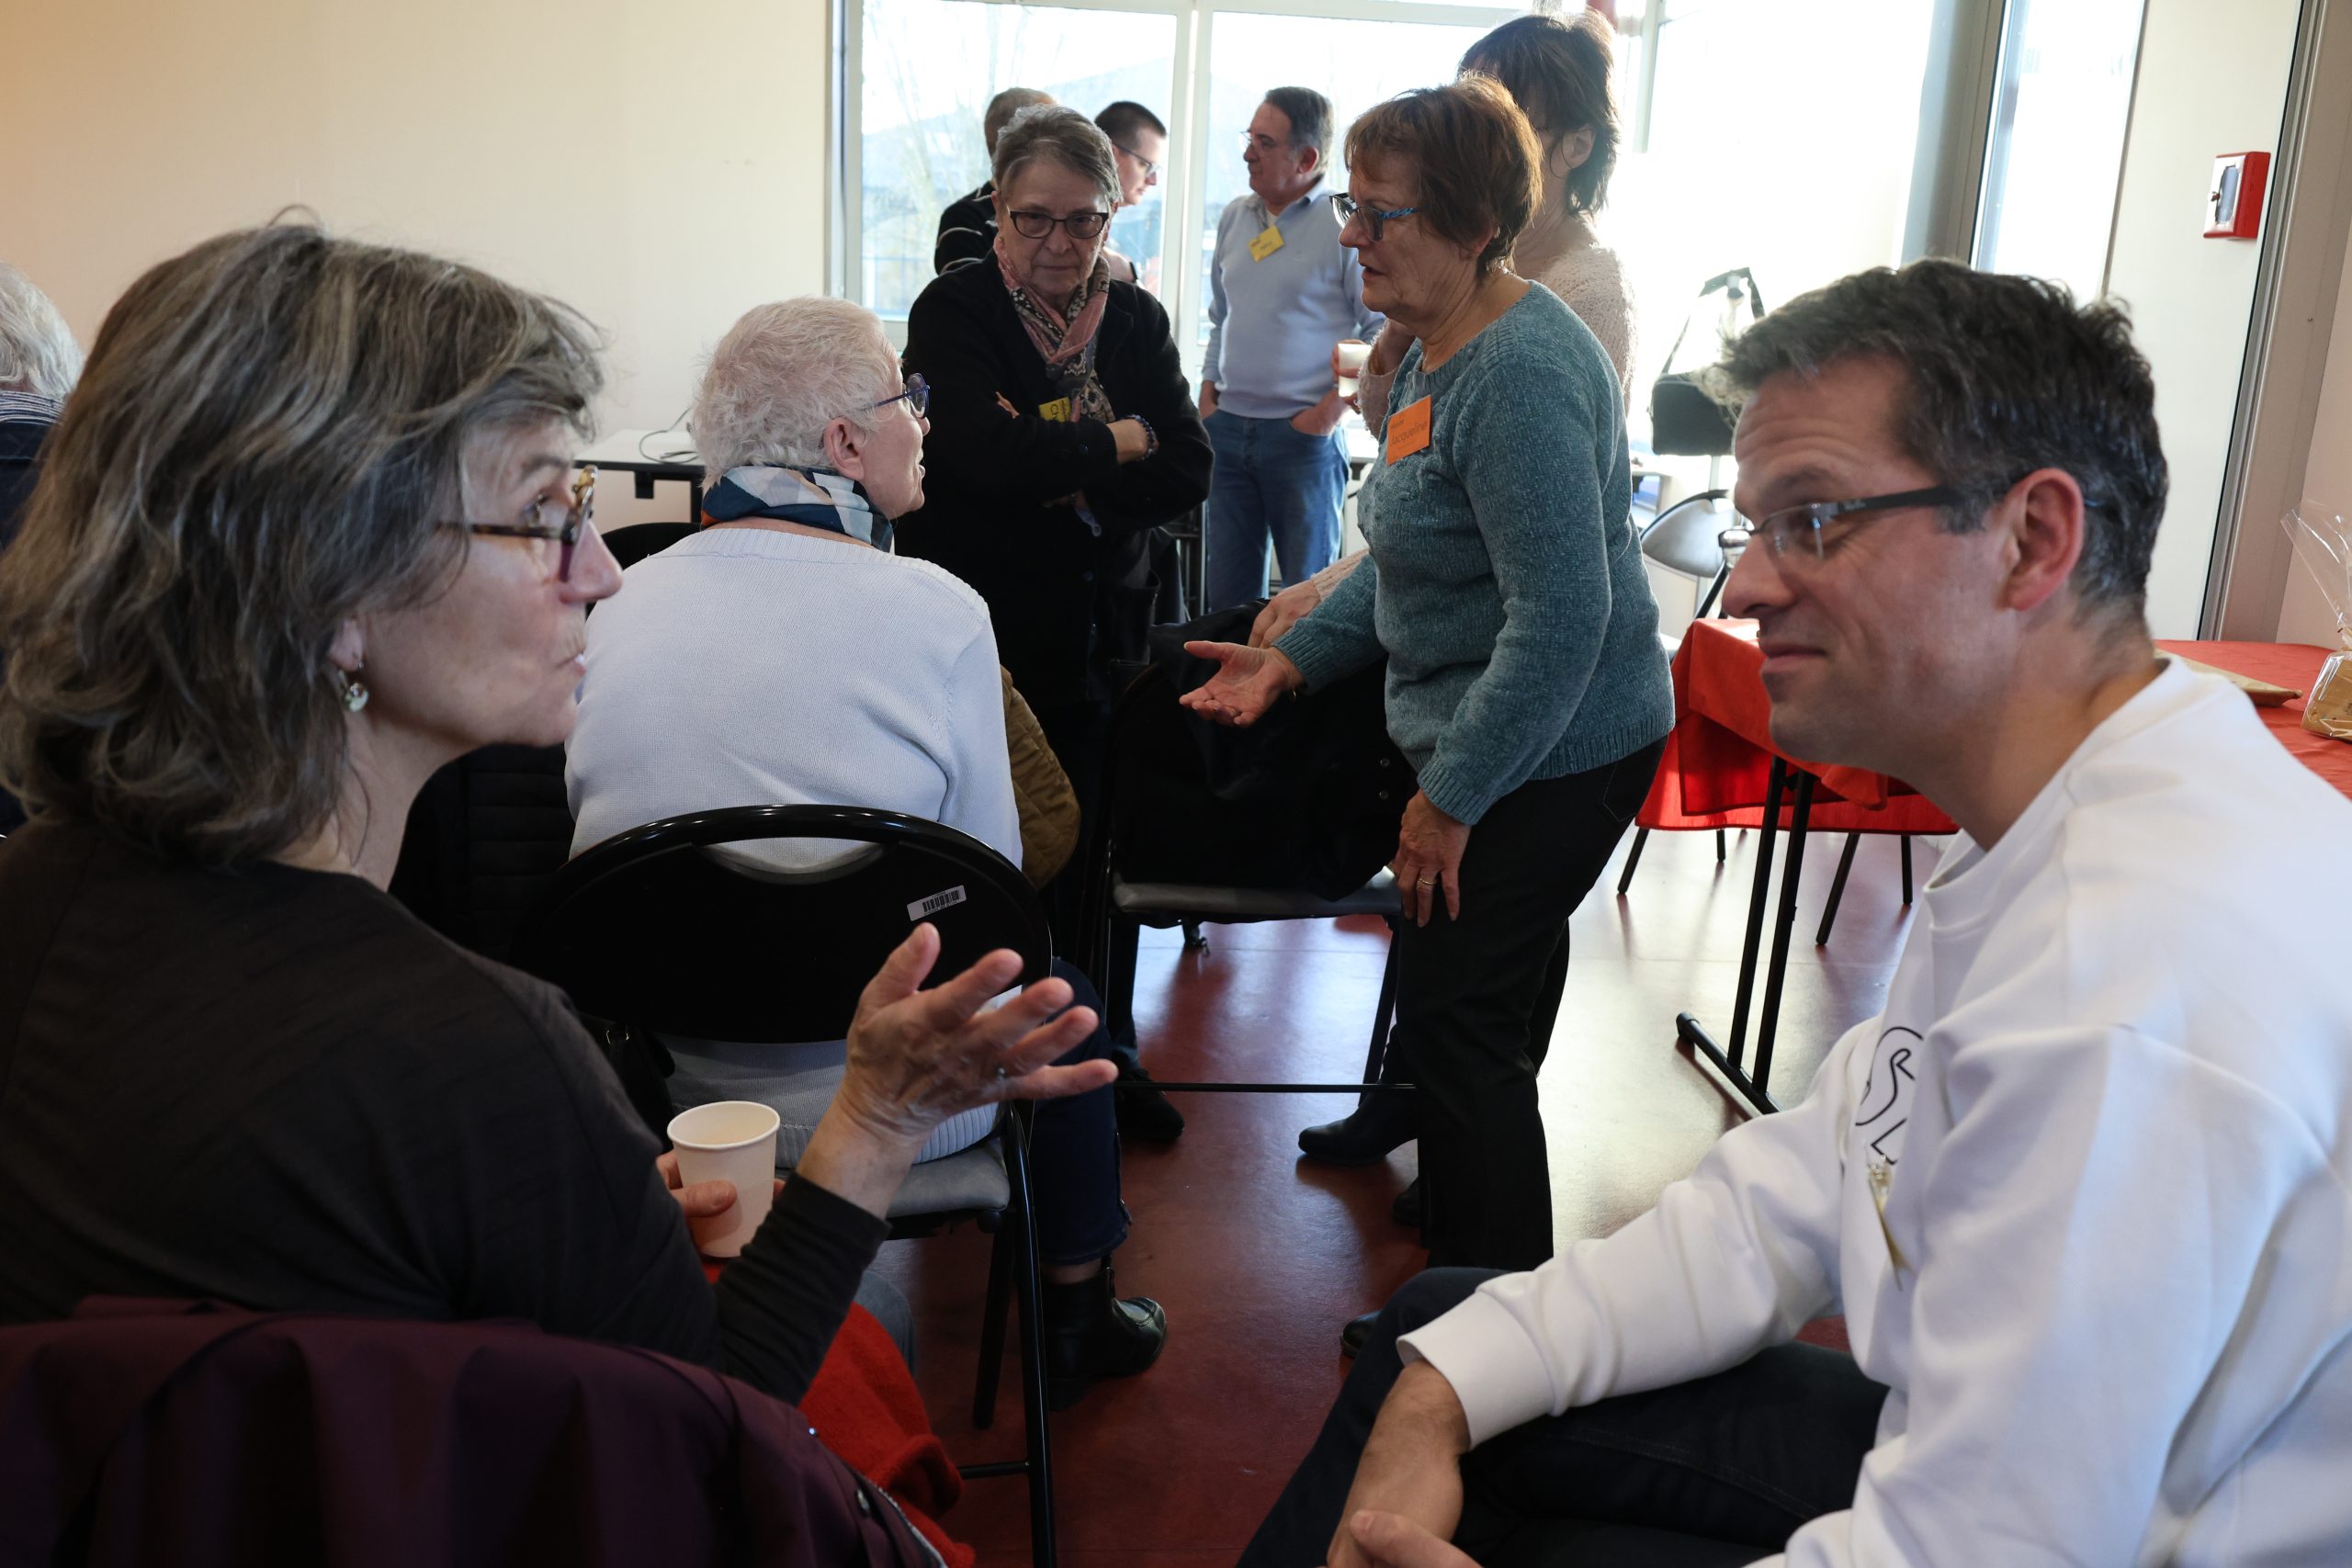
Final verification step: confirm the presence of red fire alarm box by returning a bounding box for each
[2206,152,2271,239]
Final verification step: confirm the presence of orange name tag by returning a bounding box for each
[1385,396,1432,463]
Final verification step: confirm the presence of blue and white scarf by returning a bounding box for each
[701,464,891,550]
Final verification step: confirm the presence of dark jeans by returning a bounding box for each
[1035,697,1144,1075]
[1396,740,1664,1270]
[1204,410,1350,611]
[1239,1270,1886,1568]
[1030,961,1129,1264]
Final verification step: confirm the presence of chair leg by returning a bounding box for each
[1614,827,1650,896]
[971,1216,1014,1428]
[1900,835,1915,905]
[1716,829,1726,863]
[1006,1110,1057,1568]
[1181,919,1208,951]
[1361,920,1402,1085]
[1815,832,1861,947]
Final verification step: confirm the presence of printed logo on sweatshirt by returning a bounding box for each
[1855,1027,1921,1168]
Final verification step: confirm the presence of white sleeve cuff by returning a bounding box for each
[1396,1284,1562,1448]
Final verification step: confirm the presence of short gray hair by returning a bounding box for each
[0,263,82,400]
[1264,86,1335,164]
[992,105,1122,210]
[984,86,1056,155]
[1711,259,2168,626]
[694,297,896,475]
[0,221,602,867]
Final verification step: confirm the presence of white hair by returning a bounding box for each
[692,297,897,475]
[0,264,82,400]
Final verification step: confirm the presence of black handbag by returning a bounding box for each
[1649,267,1766,457]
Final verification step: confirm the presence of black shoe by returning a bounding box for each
[1297,1090,1418,1166]
[1340,1308,1382,1359]
[1043,1267,1169,1410]
[1114,1062,1186,1142]
[1390,1176,1423,1230]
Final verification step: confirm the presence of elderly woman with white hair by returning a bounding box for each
[566,294,1169,1408]
[0,262,80,551]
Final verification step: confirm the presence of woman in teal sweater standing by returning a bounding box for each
[1184,80,1673,1322]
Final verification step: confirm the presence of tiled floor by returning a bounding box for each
[870,825,1937,1566]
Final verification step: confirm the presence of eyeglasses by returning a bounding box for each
[1330,193,1420,243]
[1114,141,1160,180]
[1739,485,1967,563]
[1006,209,1111,241]
[441,466,595,581]
[865,372,929,420]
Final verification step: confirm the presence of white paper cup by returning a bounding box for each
[1336,339,1374,397]
[667,1100,781,1259]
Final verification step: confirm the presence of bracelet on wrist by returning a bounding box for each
[1130,413,1159,457]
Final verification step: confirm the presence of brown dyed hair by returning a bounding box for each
[1345,78,1543,278]
[0,221,602,866]
[1461,9,1622,217]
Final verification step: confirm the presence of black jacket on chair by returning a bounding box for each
[897,263,1212,711]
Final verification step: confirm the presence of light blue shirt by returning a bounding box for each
[1201,184,1384,420]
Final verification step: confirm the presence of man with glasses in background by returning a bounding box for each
[1238,259,2352,1568]
[1200,86,1382,612]
[1095,100,1167,292]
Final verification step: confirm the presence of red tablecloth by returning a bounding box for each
[2156,639,2352,800]
[1636,618,1958,836]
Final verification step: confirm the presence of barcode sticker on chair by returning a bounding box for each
[908,886,967,920]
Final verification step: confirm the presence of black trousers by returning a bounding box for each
[1397,740,1663,1270]
[1238,1269,1887,1568]
[1033,696,1146,1074]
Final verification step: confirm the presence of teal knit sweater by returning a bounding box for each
[1276,284,1673,826]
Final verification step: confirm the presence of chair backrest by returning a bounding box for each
[0,1301,931,1568]
[513,805,1050,1043]
[604,521,698,570]
[1638,489,1731,580]
[389,742,573,964]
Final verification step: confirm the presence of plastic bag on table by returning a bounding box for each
[2283,502,2352,740]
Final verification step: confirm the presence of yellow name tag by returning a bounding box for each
[1248,225,1285,262]
[1037,397,1073,423]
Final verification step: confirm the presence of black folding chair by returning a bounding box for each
[512,804,1061,1568]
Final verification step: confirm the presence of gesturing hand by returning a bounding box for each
[1178,639,1305,728]
[829,924,1113,1149]
[1391,792,1471,927]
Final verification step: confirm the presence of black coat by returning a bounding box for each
[898,263,1212,710]
[933,183,996,276]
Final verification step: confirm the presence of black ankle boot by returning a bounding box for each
[1297,1089,1418,1166]
[1042,1267,1168,1410]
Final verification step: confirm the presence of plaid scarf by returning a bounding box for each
[994,234,1118,425]
[701,465,890,550]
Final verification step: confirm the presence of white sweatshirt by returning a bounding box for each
[566,525,1019,1164]
[1402,660,2352,1565]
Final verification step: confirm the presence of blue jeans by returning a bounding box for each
[1204,409,1349,612]
[1238,1270,1886,1567]
[1029,960,1129,1265]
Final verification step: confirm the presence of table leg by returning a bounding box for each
[1750,771,1815,1095]
[1724,759,1788,1066]
[1815,831,1861,946]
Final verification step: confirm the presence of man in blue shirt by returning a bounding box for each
[1199,87,1384,611]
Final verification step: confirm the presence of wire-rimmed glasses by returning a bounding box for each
[1739,486,1968,563]
[866,372,929,420]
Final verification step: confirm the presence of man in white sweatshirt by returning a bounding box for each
[1241,260,2352,1568]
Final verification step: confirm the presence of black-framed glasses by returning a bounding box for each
[441,465,594,581]
[1739,485,1966,563]
[1114,141,1160,180]
[1006,209,1112,241]
[866,372,929,420]
[1330,193,1420,243]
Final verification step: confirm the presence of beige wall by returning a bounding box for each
[5,0,833,525]
[2105,0,2303,638]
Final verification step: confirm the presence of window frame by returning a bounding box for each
[835,0,1526,359]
